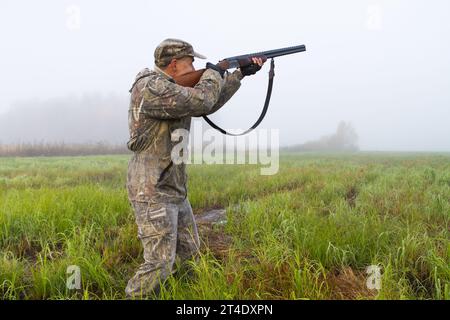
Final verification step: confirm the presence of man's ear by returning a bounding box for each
[169,59,177,71]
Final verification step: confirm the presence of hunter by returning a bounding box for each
[125,38,264,298]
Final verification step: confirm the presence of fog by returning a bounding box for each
[0,0,449,151]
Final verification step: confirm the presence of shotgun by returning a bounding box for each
[173,44,307,136]
[174,44,306,87]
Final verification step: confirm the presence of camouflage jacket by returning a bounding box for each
[127,67,243,204]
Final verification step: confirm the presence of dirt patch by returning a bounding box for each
[195,209,232,260]
[345,186,358,208]
[15,237,43,263]
[327,267,377,300]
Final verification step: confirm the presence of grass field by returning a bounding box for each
[0,153,449,300]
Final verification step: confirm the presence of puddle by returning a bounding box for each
[195,209,227,226]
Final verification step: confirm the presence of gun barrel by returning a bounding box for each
[225,45,306,61]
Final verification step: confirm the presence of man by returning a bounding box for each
[125,38,264,298]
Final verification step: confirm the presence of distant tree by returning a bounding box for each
[285,121,359,152]
[329,121,359,151]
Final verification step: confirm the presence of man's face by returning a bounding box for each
[166,56,195,78]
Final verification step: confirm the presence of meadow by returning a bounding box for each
[0,152,449,299]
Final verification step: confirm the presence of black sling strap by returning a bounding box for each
[203,58,275,136]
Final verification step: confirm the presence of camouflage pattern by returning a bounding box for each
[126,63,243,297]
[154,38,207,68]
[127,67,243,204]
[125,199,199,298]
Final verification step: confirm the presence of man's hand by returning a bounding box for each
[240,56,265,77]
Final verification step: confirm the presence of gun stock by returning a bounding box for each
[174,69,206,88]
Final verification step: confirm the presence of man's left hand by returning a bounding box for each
[240,56,266,77]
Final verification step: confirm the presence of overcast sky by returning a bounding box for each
[1,0,449,151]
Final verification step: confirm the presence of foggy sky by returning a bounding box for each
[0,0,449,151]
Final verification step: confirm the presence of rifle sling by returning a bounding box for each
[203,58,275,136]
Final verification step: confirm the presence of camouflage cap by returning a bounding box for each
[154,38,207,68]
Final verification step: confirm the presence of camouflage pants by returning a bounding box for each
[125,198,200,298]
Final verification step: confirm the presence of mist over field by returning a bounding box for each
[0,94,127,145]
[0,0,449,151]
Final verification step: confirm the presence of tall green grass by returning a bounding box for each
[0,153,449,299]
